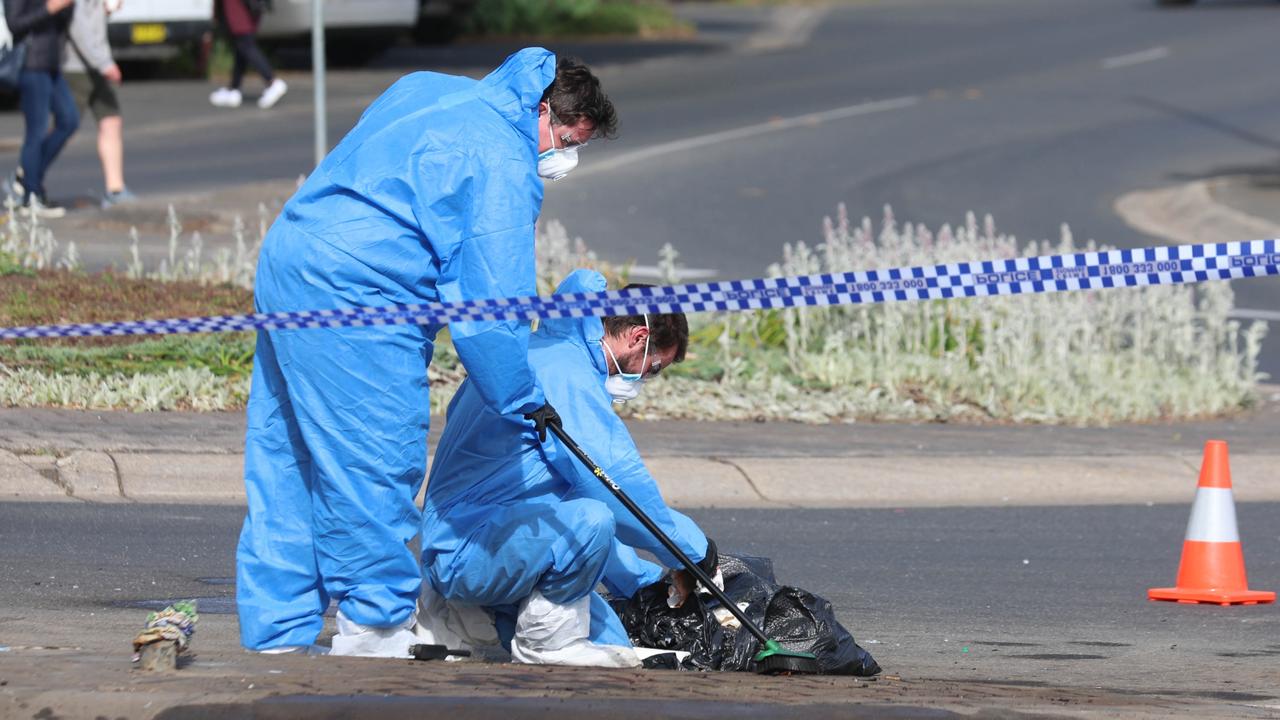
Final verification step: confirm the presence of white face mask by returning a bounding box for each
[601,316,650,405]
[537,109,582,181]
[537,145,579,181]
[603,373,644,404]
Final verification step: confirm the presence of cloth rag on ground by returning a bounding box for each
[610,555,881,676]
[132,600,198,656]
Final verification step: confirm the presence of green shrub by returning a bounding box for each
[466,0,687,36]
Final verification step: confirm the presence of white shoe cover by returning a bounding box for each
[257,644,329,656]
[509,591,640,668]
[329,610,419,658]
[415,584,505,661]
[634,647,691,665]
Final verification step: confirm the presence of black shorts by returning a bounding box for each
[66,69,121,121]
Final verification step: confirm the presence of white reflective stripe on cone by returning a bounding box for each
[1184,487,1240,543]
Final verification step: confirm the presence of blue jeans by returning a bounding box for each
[18,69,79,201]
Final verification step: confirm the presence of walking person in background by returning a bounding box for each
[66,0,134,208]
[4,0,78,218]
[209,0,285,109]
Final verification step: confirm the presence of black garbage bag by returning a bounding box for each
[609,554,880,675]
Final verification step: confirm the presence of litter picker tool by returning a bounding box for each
[547,422,822,675]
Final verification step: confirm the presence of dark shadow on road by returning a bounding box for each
[1131,96,1280,153]
[1166,164,1280,187]
[1140,0,1280,9]
[272,38,722,74]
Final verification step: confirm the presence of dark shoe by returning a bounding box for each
[101,187,138,209]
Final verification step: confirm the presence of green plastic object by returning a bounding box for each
[753,639,821,675]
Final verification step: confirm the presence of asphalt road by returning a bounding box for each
[1,501,1277,700]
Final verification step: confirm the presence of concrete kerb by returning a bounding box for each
[0,449,72,501]
[4,448,1280,507]
[1114,177,1280,247]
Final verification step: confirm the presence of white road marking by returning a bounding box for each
[628,265,720,282]
[1101,46,1170,70]
[744,6,828,53]
[575,95,919,178]
[1228,308,1280,323]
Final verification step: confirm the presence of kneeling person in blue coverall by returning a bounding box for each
[235,49,616,658]
[420,269,720,667]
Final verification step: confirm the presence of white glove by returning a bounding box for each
[666,567,725,609]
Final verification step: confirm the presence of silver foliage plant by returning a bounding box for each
[0,204,264,411]
[0,205,1264,422]
[1,196,80,271]
[627,205,1265,424]
[126,204,266,289]
[0,365,247,412]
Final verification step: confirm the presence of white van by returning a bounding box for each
[106,0,423,62]
[258,0,419,39]
[107,0,215,59]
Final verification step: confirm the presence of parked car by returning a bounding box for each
[107,0,215,61]
[257,0,419,40]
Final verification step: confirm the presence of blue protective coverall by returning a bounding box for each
[422,269,709,649]
[236,48,555,651]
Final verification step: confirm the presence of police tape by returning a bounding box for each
[2,239,1278,341]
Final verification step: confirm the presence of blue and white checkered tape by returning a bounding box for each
[2,239,1277,340]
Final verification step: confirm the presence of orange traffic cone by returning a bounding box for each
[1148,440,1275,606]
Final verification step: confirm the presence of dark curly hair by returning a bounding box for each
[541,56,618,140]
[602,284,688,364]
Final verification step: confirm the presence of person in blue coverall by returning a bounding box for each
[235,49,617,657]
[420,269,721,667]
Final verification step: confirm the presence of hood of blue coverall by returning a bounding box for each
[422,269,709,584]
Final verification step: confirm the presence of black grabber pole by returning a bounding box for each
[546,422,819,674]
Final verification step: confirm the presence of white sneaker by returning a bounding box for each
[209,87,243,108]
[329,610,419,658]
[258,79,287,109]
[509,591,641,668]
[23,195,66,219]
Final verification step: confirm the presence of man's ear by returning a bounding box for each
[632,325,649,348]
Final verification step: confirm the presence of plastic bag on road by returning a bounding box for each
[609,555,880,675]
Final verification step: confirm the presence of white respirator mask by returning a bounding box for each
[537,146,579,181]
[604,372,644,404]
[601,316,651,405]
[538,108,582,181]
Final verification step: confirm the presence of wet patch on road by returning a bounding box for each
[1067,641,1130,648]
[968,641,1040,647]
[120,596,237,615]
[962,679,1049,688]
[1116,689,1280,703]
[196,577,236,586]
[1006,653,1108,660]
[116,595,337,617]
